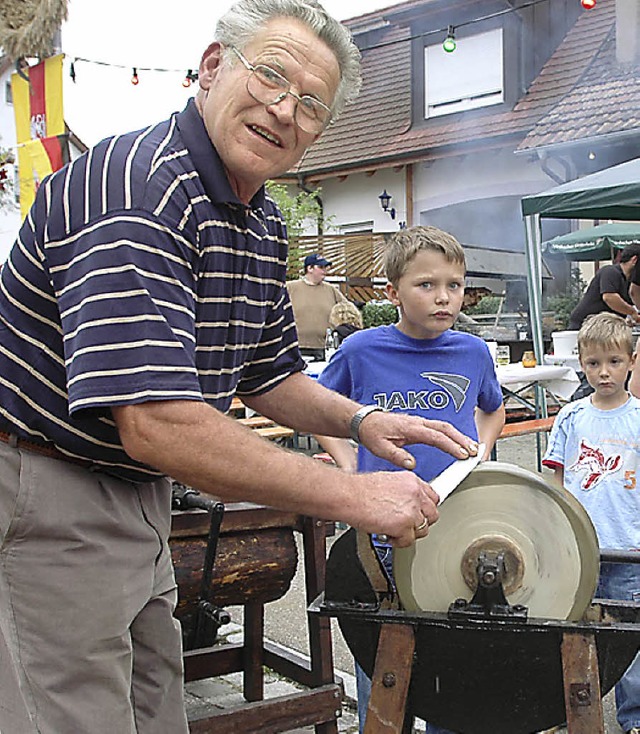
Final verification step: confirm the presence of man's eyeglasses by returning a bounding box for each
[230,47,332,135]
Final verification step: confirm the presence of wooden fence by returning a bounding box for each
[288,234,392,303]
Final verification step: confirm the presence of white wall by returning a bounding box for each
[314,169,406,234]
[414,148,553,212]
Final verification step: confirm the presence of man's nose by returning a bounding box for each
[266,92,297,123]
[434,287,449,302]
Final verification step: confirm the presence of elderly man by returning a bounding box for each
[287,252,347,360]
[0,1,476,731]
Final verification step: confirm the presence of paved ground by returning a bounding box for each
[184,433,626,733]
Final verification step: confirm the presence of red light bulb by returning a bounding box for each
[581,0,596,8]
[131,68,139,85]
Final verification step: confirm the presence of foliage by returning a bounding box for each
[266,182,324,239]
[266,181,327,279]
[0,148,14,212]
[362,301,399,328]
[466,295,502,315]
[545,266,587,330]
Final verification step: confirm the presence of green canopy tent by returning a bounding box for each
[542,222,640,261]
[521,157,640,415]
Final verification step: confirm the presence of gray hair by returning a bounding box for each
[215,0,361,118]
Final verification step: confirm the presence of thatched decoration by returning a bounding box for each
[0,0,68,61]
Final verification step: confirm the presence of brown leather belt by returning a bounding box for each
[0,431,93,468]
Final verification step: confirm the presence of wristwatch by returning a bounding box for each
[350,405,384,444]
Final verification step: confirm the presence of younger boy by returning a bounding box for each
[316,225,505,734]
[543,312,640,734]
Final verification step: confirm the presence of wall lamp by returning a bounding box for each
[378,189,396,220]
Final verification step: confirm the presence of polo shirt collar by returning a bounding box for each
[175,99,267,211]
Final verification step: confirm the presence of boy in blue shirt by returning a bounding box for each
[316,225,505,733]
[543,312,640,734]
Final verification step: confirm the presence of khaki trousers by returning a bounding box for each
[0,441,189,733]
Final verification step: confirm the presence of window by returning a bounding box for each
[5,81,12,105]
[424,28,503,119]
[340,220,374,234]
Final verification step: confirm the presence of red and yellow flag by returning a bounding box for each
[12,55,69,218]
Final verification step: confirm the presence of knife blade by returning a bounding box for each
[376,444,485,542]
[430,443,485,505]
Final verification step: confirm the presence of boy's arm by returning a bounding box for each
[474,403,506,461]
[550,466,564,489]
[314,434,358,472]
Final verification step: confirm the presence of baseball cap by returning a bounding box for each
[304,253,332,268]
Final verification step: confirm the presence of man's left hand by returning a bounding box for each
[357,411,478,470]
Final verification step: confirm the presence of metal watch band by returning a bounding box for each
[349,405,384,444]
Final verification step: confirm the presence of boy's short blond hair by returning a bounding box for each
[577,312,634,358]
[329,301,363,330]
[384,225,466,285]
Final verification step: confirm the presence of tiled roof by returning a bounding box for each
[518,7,640,150]
[296,2,614,177]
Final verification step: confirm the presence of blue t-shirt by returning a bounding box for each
[543,395,640,551]
[318,325,503,481]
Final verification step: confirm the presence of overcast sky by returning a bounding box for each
[61,0,393,146]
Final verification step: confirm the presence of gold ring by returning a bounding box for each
[416,517,428,532]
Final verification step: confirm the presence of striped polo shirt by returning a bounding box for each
[0,99,305,483]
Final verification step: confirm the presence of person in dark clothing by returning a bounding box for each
[568,245,640,330]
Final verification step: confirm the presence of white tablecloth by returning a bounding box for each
[496,362,580,400]
[304,361,328,380]
[543,353,582,373]
[308,360,580,400]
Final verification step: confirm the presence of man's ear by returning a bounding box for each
[198,42,224,90]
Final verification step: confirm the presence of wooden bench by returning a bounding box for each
[498,416,555,439]
[492,415,555,470]
[236,415,296,445]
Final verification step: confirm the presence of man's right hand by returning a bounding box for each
[343,470,440,548]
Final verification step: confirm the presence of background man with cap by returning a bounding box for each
[287,252,347,360]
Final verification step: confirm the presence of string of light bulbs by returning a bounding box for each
[64,0,598,85]
[68,56,199,87]
[358,0,598,55]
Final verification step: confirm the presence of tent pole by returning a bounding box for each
[524,214,548,423]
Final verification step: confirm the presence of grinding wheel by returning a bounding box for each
[393,461,599,621]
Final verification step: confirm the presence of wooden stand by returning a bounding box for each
[362,623,605,734]
[171,504,341,734]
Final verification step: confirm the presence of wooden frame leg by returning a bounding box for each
[302,517,339,734]
[244,602,264,702]
[363,623,415,734]
[561,630,604,734]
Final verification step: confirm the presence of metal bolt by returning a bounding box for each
[382,672,396,688]
[482,570,496,585]
[335,710,342,718]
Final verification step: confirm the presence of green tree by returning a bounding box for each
[266,182,328,279]
[545,266,587,329]
[0,148,14,212]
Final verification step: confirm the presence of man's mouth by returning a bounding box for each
[249,124,282,147]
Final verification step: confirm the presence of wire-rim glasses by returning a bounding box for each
[230,46,332,135]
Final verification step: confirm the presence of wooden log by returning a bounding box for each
[171,527,298,616]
